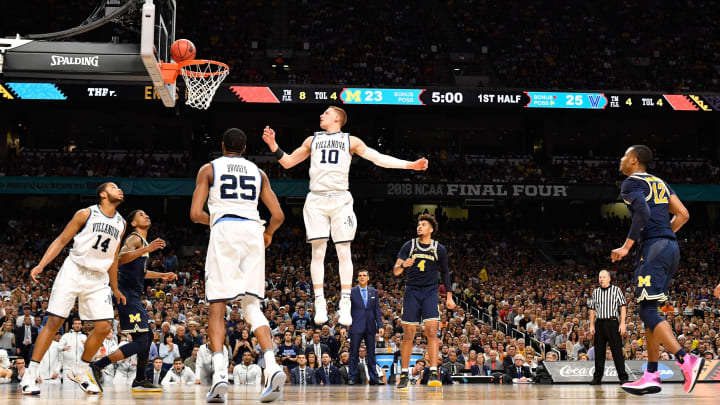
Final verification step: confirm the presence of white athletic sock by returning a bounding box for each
[28,360,39,369]
[314,288,325,299]
[341,289,351,300]
[430,367,437,371]
[264,350,277,368]
[76,359,90,373]
[401,368,408,374]
[336,243,353,287]
[212,351,225,374]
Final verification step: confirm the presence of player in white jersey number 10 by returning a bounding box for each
[262,106,428,327]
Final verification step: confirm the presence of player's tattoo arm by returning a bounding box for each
[118,235,142,264]
[668,194,690,233]
[190,164,212,226]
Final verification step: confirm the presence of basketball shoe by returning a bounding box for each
[207,369,229,403]
[677,354,704,393]
[20,366,40,395]
[621,371,661,395]
[260,363,286,403]
[67,367,101,394]
[314,296,328,324]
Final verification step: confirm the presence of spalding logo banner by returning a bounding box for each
[542,361,684,383]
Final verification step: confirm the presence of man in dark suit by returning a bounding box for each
[313,352,340,384]
[146,357,167,385]
[505,354,533,383]
[289,354,314,385]
[443,351,465,376]
[304,331,330,360]
[348,270,384,385]
[338,351,350,384]
[14,315,38,363]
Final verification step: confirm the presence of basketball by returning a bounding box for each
[170,39,196,62]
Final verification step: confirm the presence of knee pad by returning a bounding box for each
[639,300,664,331]
[242,296,269,332]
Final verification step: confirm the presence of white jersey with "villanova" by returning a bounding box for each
[208,156,263,227]
[69,205,125,272]
[309,131,352,192]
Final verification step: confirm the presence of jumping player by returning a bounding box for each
[89,209,177,392]
[612,145,704,395]
[262,107,428,326]
[393,214,455,390]
[21,182,127,395]
[191,128,286,403]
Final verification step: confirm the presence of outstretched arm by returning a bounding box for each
[349,136,428,170]
[262,127,312,169]
[30,208,90,283]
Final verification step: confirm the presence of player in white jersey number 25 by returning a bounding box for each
[262,106,428,327]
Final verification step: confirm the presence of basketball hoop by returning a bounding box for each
[161,59,229,110]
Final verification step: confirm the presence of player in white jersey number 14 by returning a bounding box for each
[21,182,127,395]
[262,106,428,326]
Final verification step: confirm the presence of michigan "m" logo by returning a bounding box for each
[129,313,141,323]
[638,276,651,287]
[344,90,361,102]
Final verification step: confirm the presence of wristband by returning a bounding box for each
[274,147,285,160]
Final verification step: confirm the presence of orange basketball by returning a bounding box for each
[170,39,196,62]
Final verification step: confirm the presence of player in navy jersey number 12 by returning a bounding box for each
[393,214,454,390]
[611,145,704,396]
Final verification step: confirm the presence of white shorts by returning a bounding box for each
[303,191,357,243]
[47,257,113,321]
[205,219,266,302]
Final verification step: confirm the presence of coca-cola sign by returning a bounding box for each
[544,361,684,383]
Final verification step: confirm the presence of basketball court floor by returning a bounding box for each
[1,383,719,405]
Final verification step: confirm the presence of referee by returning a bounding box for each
[589,270,628,385]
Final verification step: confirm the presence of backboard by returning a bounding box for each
[0,0,177,107]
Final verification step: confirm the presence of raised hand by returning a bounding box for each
[407,157,429,171]
[148,238,166,252]
[262,126,278,151]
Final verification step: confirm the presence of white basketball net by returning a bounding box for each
[180,61,229,110]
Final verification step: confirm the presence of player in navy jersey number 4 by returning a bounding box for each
[393,214,454,390]
[263,107,428,328]
[89,209,177,392]
[611,145,704,396]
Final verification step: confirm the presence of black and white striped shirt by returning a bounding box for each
[590,285,626,319]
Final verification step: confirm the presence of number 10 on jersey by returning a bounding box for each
[320,149,339,164]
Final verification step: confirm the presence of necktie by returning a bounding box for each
[451,364,456,375]
[25,326,31,345]
[517,368,522,378]
[361,289,367,307]
[154,371,159,385]
[325,367,330,383]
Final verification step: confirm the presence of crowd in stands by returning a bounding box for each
[446,0,719,91]
[4,149,720,186]
[286,0,447,86]
[0,210,718,386]
[5,1,720,89]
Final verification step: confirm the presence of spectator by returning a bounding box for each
[162,358,195,385]
[159,334,180,370]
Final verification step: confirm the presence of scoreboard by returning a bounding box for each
[1,81,719,111]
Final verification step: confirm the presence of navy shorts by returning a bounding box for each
[634,238,679,303]
[401,284,440,325]
[116,290,150,333]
